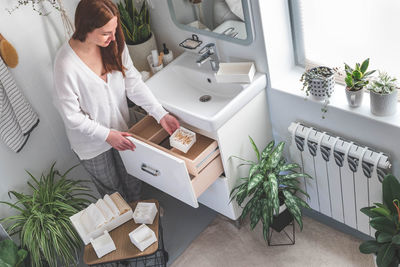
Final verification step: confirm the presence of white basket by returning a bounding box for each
[90,230,116,258]
[133,202,158,225]
[129,224,157,252]
[169,127,196,153]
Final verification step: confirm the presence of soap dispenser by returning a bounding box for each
[162,43,174,66]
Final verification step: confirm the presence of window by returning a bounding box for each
[290,0,400,76]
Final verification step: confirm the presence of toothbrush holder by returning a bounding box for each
[147,54,164,74]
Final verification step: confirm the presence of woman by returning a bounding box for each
[53,0,179,202]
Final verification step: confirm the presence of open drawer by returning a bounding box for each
[119,116,224,208]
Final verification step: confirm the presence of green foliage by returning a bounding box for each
[368,71,398,95]
[0,239,27,267]
[230,137,311,242]
[0,163,94,267]
[344,58,375,91]
[118,0,151,45]
[300,66,336,97]
[359,174,400,267]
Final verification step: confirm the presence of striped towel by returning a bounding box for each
[0,57,39,152]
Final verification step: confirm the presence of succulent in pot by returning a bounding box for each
[367,71,398,116]
[344,58,375,107]
[300,66,336,118]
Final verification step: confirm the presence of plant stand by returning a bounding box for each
[267,209,295,246]
[267,221,295,246]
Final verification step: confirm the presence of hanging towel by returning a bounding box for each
[0,57,39,152]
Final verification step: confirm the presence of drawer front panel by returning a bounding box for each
[120,137,199,208]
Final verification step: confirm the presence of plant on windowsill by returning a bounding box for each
[367,71,398,116]
[359,174,400,267]
[0,163,94,267]
[230,137,311,245]
[344,58,375,108]
[0,239,28,267]
[118,0,157,72]
[300,66,337,119]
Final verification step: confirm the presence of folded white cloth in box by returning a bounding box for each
[96,199,114,222]
[80,203,106,234]
[104,194,120,217]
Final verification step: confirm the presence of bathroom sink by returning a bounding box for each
[145,52,267,132]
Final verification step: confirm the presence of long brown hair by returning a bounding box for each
[72,0,126,76]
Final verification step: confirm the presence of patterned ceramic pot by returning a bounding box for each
[308,67,335,101]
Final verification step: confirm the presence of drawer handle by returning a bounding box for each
[141,163,160,176]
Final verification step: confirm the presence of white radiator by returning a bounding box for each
[288,122,391,236]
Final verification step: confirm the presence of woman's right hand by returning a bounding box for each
[106,130,136,151]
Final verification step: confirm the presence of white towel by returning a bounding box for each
[79,203,106,234]
[96,199,114,222]
[0,57,39,152]
[225,0,244,21]
[104,194,120,217]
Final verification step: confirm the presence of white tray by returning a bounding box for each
[129,224,157,252]
[133,202,158,225]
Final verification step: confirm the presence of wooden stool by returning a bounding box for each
[84,199,168,266]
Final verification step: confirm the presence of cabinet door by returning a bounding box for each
[120,136,199,208]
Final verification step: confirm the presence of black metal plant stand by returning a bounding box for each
[267,209,296,246]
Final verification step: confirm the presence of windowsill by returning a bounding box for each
[270,66,400,128]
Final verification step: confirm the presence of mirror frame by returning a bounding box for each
[167,0,254,45]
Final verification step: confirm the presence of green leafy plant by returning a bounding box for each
[359,174,400,267]
[344,58,375,91]
[230,138,311,242]
[368,71,398,95]
[118,0,151,45]
[0,163,94,267]
[0,239,28,267]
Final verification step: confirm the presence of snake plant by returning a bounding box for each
[359,174,400,267]
[118,0,151,45]
[230,138,311,242]
[0,163,94,267]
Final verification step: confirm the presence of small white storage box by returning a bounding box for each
[133,202,158,224]
[129,224,157,252]
[169,127,196,153]
[90,231,116,258]
[215,62,256,83]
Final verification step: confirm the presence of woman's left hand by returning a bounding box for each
[160,114,180,135]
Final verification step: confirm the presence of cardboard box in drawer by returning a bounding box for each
[70,192,133,245]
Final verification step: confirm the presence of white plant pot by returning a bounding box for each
[370,89,398,116]
[127,32,157,72]
[308,68,335,101]
[345,87,364,107]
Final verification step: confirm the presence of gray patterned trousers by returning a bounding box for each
[78,148,142,202]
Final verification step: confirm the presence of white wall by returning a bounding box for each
[0,0,97,221]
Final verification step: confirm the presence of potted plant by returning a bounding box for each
[300,66,336,118]
[0,163,94,267]
[118,0,157,72]
[344,58,375,108]
[367,71,398,116]
[0,239,28,267]
[359,174,400,267]
[230,138,311,244]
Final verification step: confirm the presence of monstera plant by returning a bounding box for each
[230,138,311,242]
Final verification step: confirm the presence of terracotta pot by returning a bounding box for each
[126,32,157,72]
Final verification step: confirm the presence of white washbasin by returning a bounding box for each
[145,52,267,132]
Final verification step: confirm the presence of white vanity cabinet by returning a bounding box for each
[120,89,272,220]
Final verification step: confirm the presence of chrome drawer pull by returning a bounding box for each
[141,163,160,176]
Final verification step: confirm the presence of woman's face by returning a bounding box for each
[87,16,118,47]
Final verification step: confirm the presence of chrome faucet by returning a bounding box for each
[196,43,220,72]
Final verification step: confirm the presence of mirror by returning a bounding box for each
[167,0,253,45]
